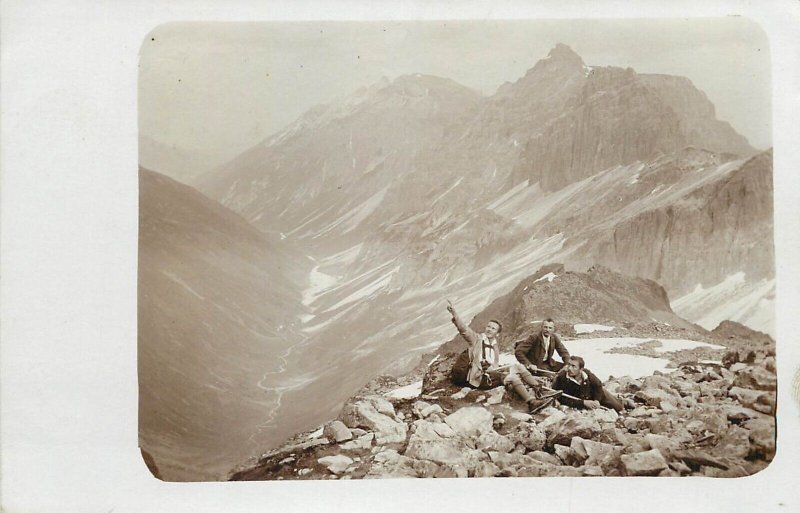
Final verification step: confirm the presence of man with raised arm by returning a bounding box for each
[446,300,559,413]
[515,318,571,374]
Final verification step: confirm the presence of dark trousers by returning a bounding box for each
[540,360,565,373]
[600,389,624,412]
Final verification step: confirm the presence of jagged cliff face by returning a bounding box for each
[574,150,773,296]
[148,44,773,479]
[510,61,755,192]
[138,168,310,480]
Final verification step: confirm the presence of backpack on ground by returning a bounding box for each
[450,349,471,386]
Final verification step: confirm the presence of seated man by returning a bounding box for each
[446,300,558,413]
[515,318,571,373]
[552,356,624,412]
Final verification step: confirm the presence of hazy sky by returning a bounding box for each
[139,17,771,166]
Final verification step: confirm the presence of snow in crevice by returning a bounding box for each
[324,265,400,313]
[431,177,463,206]
[534,272,557,283]
[162,271,205,300]
[301,265,338,307]
[574,323,615,334]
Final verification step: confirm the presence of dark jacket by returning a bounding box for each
[552,368,605,408]
[514,331,570,369]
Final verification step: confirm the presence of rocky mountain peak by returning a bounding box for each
[547,43,585,64]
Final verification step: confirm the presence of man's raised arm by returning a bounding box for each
[446,299,478,346]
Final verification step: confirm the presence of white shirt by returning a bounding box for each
[542,334,550,355]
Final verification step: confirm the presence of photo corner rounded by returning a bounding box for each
[139,447,167,482]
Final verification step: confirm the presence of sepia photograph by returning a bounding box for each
[138,18,776,482]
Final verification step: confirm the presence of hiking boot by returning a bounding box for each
[527,397,556,414]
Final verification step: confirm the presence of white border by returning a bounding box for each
[2,1,798,512]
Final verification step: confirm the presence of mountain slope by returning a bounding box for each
[138,168,309,480]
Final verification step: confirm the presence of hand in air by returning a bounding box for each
[446,299,455,314]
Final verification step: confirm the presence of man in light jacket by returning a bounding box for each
[447,300,558,412]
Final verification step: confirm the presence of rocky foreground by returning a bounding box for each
[229,339,775,480]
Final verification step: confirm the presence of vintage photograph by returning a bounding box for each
[137,18,775,481]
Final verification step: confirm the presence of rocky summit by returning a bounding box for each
[227,266,775,481]
[228,340,775,480]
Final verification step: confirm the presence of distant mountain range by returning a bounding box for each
[139,44,773,480]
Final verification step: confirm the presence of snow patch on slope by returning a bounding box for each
[534,272,558,283]
[574,323,615,334]
[673,274,775,337]
[562,337,724,381]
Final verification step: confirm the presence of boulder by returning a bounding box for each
[582,465,604,476]
[509,411,533,423]
[546,413,602,447]
[485,386,506,405]
[405,433,488,470]
[507,422,547,452]
[728,386,771,408]
[365,452,419,479]
[421,404,444,418]
[629,406,654,417]
[318,455,354,475]
[412,400,432,418]
[642,374,676,393]
[340,397,408,444]
[644,433,679,457]
[635,387,679,408]
[668,460,693,476]
[660,400,678,414]
[582,439,618,464]
[537,409,567,432]
[323,420,353,443]
[613,376,643,394]
[444,407,494,438]
[569,437,590,465]
[725,405,762,423]
[432,422,456,438]
[643,415,673,435]
[473,461,501,477]
[713,426,751,459]
[620,449,668,476]
[450,387,471,400]
[367,396,397,417]
[733,366,776,391]
[340,433,375,451]
[730,362,748,373]
[744,417,775,461]
[672,449,729,471]
[623,417,643,432]
[553,444,577,466]
[476,431,515,454]
[528,450,562,466]
[412,459,440,478]
[590,408,619,423]
[409,420,445,441]
[433,464,468,478]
